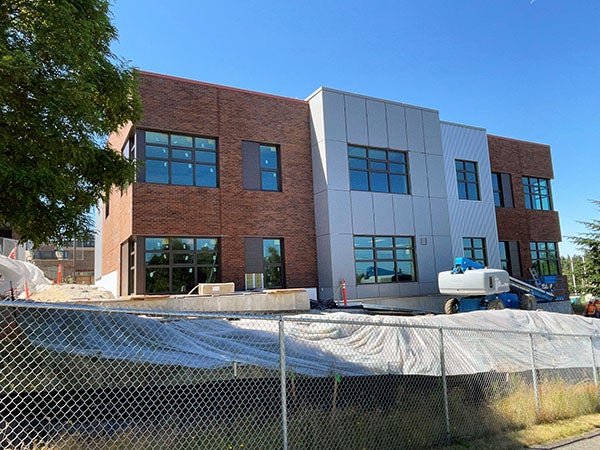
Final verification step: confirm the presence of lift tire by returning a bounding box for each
[444,298,460,315]
[487,299,505,310]
[520,294,537,311]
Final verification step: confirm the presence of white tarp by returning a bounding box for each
[0,255,51,297]
[11,306,600,377]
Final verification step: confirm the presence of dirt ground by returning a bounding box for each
[29,284,115,302]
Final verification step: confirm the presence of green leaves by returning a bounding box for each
[0,0,140,246]
[568,200,600,296]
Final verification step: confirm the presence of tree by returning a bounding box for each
[0,0,141,246]
[569,200,600,296]
[560,254,586,295]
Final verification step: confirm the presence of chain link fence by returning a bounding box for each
[0,301,598,449]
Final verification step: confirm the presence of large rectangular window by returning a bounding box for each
[463,237,487,266]
[142,131,217,187]
[492,172,514,208]
[530,242,559,275]
[456,160,480,200]
[145,237,219,294]
[499,241,521,276]
[263,238,283,288]
[242,141,281,191]
[354,236,416,284]
[523,176,552,210]
[348,146,409,194]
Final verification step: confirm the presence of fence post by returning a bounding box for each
[590,336,599,401]
[279,318,289,450]
[529,333,541,415]
[439,328,451,445]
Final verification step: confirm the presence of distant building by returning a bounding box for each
[28,240,95,284]
[97,72,564,300]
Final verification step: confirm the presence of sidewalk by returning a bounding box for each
[530,429,600,450]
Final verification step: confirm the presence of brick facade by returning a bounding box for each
[103,72,317,295]
[487,135,565,293]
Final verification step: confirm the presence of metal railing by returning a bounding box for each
[0,301,598,449]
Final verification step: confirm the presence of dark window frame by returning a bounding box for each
[348,145,410,194]
[530,241,560,276]
[492,172,504,207]
[456,160,480,200]
[144,236,220,294]
[140,130,218,188]
[354,235,417,284]
[263,238,284,288]
[523,176,553,211]
[463,237,487,266]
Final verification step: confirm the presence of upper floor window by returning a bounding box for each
[348,146,409,194]
[491,172,514,208]
[456,160,480,200]
[492,173,503,207]
[523,176,552,210]
[530,242,559,275]
[354,235,416,284]
[142,131,217,187]
[463,237,487,266]
[242,141,281,191]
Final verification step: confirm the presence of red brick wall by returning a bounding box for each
[103,123,134,276]
[488,135,565,291]
[109,72,317,292]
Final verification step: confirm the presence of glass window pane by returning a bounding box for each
[260,145,278,169]
[376,250,394,259]
[354,236,373,248]
[388,152,405,162]
[171,135,193,147]
[466,172,477,182]
[349,158,367,170]
[198,266,217,283]
[354,249,373,260]
[197,238,218,252]
[172,267,195,293]
[172,162,194,186]
[467,183,479,200]
[263,239,281,261]
[396,262,415,281]
[370,161,387,171]
[376,261,395,283]
[264,266,282,288]
[375,237,393,248]
[196,165,217,187]
[196,150,216,163]
[146,267,169,293]
[261,171,279,191]
[395,237,412,248]
[146,238,169,251]
[146,145,168,159]
[195,138,216,149]
[395,249,413,260]
[368,149,386,160]
[145,252,168,265]
[173,253,194,264]
[455,160,464,170]
[146,160,169,184]
[465,162,476,172]
[457,183,467,199]
[348,146,367,158]
[356,262,375,284]
[146,131,168,145]
[390,175,408,194]
[370,172,389,192]
[172,149,192,160]
[172,238,194,250]
[389,163,406,173]
[350,170,369,191]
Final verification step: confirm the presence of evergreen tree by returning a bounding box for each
[570,200,600,296]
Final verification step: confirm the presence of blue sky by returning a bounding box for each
[110,0,599,257]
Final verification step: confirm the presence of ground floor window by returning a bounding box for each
[530,242,559,275]
[144,237,219,294]
[244,237,285,289]
[463,237,487,266]
[354,236,416,284]
[263,238,283,288]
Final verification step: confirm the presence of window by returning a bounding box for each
[530,242,559,275]
[499,241,521,276]
[141,131,217,187]
[144,237,219,294]
[523,177,552,210]
[456,160,480,200]
[242,141,281,191]
[463,237,487,266]
[348,146,409,194]
[263,238,283,288]
[491,172,514,208]
[354,236,416,284]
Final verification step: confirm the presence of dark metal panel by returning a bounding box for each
[242,141,261,190]
[501,173,514,208]
[508,241,521,277]
[244,237,263,273]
